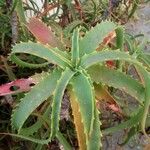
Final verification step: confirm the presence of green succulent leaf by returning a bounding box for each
[88,65,145,102]
[138,53,150,69]
[71,71,95,138]
[81,49,150,134]
[115,26,124,69]
[11,42,72,69]
[87,108,101,150]
[51,68,75,138]
[119,126,138,146]
[103,108,143,135]
[11,68,62,132]
[10,54,50,68]
[64,20,84,36]
[19,104,51,136]
[69,82,101,150]
[115,26,124,51]
[137,67,150,137]
[56,132,72,150]
[79,21,116,56]
[81,50,139,68]
[71,28,80,67]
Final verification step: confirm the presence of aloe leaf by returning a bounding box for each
[82,50,150,137]
[94,83,117,103]
[88,65,145,102]
[27,17,63,49]
[71,70,94,138]
[19,118,44,136]
[119,126,138,146]
[10,54,49,68]
[64,20,83,36]
[103,108,143,135]
[0,132,50,144]
[79,21,116,56]
[11,42,72,69]
[71,28,80,67]
[19,104,51,136]
[11,69,62,131]
[81,50,139,68]
[115,26,124,69]
[50,68,75,138]
[56,132,72,150]
[0,78,35,96]
[69,88,87,150]
[87,108,101,150]
[137,67,150,138]
[115,27,124,51]
[138,53,150,69]
[15,0,28,39]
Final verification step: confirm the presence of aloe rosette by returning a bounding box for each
[3,18,149,149]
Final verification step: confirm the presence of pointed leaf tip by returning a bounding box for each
[27,17,58,47]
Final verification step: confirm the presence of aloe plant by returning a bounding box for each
[2,18,150,149]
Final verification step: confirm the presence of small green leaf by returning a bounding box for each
[115,26,124,69]
[56,132,72,150]
[115,26,124,51]
[138,53,150,69]
[119,126,138,146]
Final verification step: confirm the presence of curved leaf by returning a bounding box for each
[81,49,150,134]
[11,42,72,69]
[138,53,150,70]
[69,88,87,150]
[19,104,51,136]
[87,109,101,150]
[88,65,145,102]
[50,68,75,138]
[10,54,49,68]
[81,50,140,69]
[71,71,94,138]
[103,108,143,135]
[11,69,62,131]
[56,132,72,150]
[137,67,150,138]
